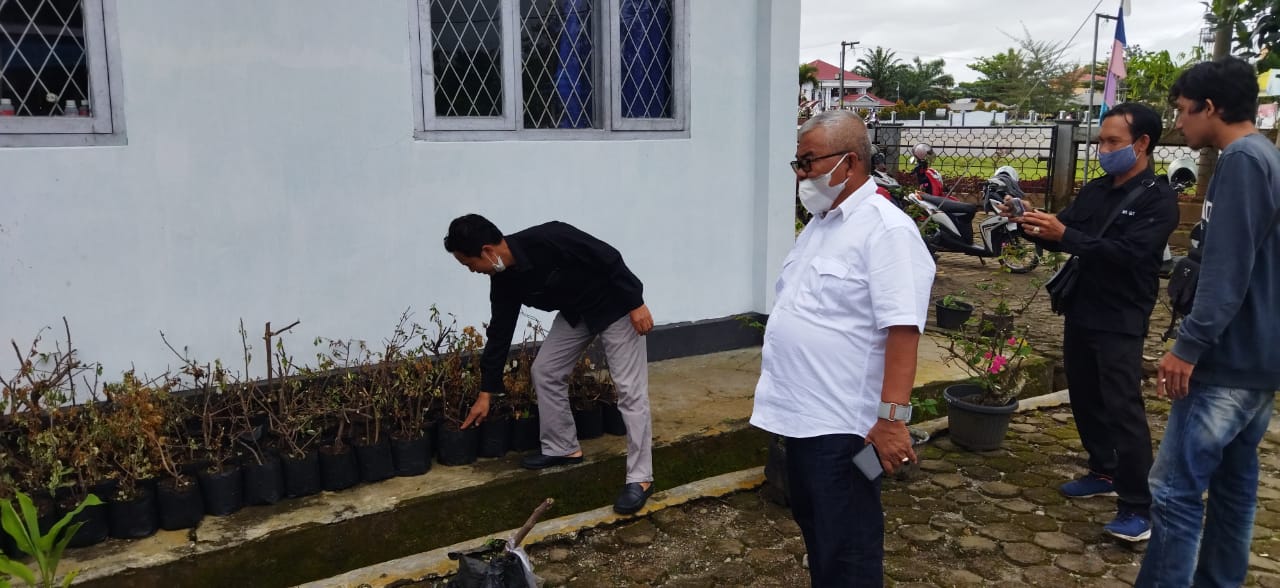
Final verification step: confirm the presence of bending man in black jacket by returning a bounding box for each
[1010,102,1178,542]
[444,214,656,515]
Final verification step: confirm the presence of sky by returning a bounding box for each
[798,0,1209,87]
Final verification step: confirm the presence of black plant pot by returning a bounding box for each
[602,402,627,436]
[478,414,511,458]
[392,436,432,477]
[944,384,1018,451]
[573,402,604,440]
[509,414,541,452]
[108,487,159,540]
[935,300,974,330]
[281,451,322,498]
[243,454,285,506]
[355,439,396,483]
[63,498,110,548]
[979,312,1015,337]
[197,465,245,516]
[436,425,479,466]
[157,477,204,531]
[320,446,360,491]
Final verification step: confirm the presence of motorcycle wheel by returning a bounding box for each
[998,232,1042,274]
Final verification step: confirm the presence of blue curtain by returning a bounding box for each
[620,0,671,118]
[554,0,592,128]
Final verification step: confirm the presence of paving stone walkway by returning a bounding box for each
[516,397,1280,587]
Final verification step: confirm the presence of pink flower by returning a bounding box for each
[989,355,1008,373]
[983,351,993,360]
[1007,337,1018,345]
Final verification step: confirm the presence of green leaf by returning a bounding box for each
[0,557,36,586]
[0,502,34,559]
[60,568,80,588]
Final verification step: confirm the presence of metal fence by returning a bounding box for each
[870,124,1057,201]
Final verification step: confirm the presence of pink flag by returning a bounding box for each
[1101,6,1127,115]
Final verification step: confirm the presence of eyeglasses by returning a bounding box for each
[790,151,847,173]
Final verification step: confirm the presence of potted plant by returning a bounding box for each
[140,387,203,532]
[99,371,166,539]
[432,314,483,467]
[386,312,441,477]
[267,340,324,497]
[934,292,974,330]
[503,317,543,452]
[314,340,362,491]
[941,326,1034,451]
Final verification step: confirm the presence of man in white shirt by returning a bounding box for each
[752,110,935,586]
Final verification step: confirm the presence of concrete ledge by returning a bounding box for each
[300,467,767,588]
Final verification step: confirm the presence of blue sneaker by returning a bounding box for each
[1059,473,1116,498]
[1104,511,1152,542]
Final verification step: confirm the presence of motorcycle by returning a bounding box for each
[911,143,946,197]
[904,165,1042,274]
[1159,157,1199,341]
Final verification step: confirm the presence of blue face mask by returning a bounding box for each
[1098,144,1138,176]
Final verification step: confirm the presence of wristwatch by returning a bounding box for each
[877,402,912,423]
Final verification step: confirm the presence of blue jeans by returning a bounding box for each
[786,434,883,587]
[1136,383,1275,588]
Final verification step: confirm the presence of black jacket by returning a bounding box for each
[480,221,645,394]
[1031,170,1179,336]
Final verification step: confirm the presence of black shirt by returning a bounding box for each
[1032,169,1179,335]
[481,221,645,394]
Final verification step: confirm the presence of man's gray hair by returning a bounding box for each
[798,110,875,171]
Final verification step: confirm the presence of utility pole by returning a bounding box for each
[839,41,859,110]
[1083,12,1118,183]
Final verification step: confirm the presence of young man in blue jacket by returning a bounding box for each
[1137,57,1280,587]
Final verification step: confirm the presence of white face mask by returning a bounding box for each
[797,153,850,216]
[486,252,506,273]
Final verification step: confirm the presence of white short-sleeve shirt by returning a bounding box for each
[750,177,936,438]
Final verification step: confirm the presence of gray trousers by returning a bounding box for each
[531,313,653,484]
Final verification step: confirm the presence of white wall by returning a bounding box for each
[0,0,800,379]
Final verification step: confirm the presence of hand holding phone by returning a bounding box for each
[1006,197,1026,217]
[853,444,884,481]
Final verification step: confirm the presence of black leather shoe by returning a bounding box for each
[520,453,584,469]
[613,482,655,515]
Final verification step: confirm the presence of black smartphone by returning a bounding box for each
[852,444,884,481]
[1007,197,1026,217]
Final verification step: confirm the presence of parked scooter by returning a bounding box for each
[1160,157,1198,341]
[904,165,1042,273]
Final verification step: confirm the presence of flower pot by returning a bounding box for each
[572,402,604,440]
[944,384,1018,451]
[355,438,396,483]
[478,414,511,458]
[63,499,110,548]
[979,312,1015,337]
[197,465,245,516]
[157,477,204,531]
[320,445,360,491]
[602,402,627,436]
[281,451,322,497]
[108,487,159,540]
[509,414,541,452]
[243,454,285,505]
[436,424,479,466]
[935,300,974,330]
[391,436,432,477]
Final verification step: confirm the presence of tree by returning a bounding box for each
[798,63,820,104]
[1122,45,1195,121]
[895,57,954,104]
[960,30,1077,116]
[854,46,905,98]
[1205,0,1280,58]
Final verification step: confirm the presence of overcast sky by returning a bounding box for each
[799,0,1208,87]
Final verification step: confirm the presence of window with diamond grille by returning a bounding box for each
[0,0,122,145]
[411,0,685,137]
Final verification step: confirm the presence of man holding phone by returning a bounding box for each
[1009,102,1178,542]
[752,110,935,586]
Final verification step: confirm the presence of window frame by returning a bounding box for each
[409,0,687,141]
[0,0,127,148]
